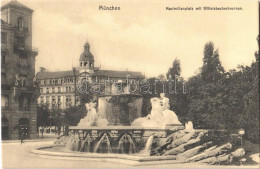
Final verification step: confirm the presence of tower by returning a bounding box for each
[79,42,95,74]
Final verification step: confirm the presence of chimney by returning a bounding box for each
[39,67,46,72]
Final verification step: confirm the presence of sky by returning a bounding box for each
[2,0,259,78]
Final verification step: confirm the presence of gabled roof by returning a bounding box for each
[36,70,79,80]
[1,0,33,12]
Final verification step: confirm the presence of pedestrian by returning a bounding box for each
[20,133,24,145]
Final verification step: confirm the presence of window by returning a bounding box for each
[58,87,61,93]
[51,96,56,109]
[46,96,49,104]
[40,88,43,93]
[66,96,72,108]
[58,79,61,84]
[1,51,6,64]
[40,96,44,104]
[46,88,49,93]
[20,58,28,66]
[17,17,23,30]
[52,80,55,84]
[1,32,7,44]
[19,94,30,110]
[46,80,50,85]
[57,96,61,109]
[17,36,25,46]
[41,80,44,85]
[1,94,9,109]
[52,96,56,103]
[52,87,55,93]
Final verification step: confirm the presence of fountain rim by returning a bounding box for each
[31,144,184,166]
[97,94,143,98]
[69,125,184,130]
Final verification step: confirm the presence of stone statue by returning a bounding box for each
[160,93,182,126]
[131,93,182,128]
[77,101,108,127]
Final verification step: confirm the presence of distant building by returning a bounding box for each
[36,42,145,109]
[1,0,39,139]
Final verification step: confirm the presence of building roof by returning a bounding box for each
[93,70,144,78]
[1,0,33,12]
[36,69,144,80]
[79,51,94,62]
[36,70,79,79]
[1,19,8,25]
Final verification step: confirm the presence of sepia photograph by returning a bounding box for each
[0,0,259,168]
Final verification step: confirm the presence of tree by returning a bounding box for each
[185,42,226,129]
[166,58,181,80]
[37,103,51,137]
[49,108,63,134]
[64,105,86,126]
[201,42,224,83]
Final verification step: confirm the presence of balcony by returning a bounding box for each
[15,26,29,36]
[14,43,39,54]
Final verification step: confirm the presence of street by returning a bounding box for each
[1,140,131,168]
[1,139,259,168]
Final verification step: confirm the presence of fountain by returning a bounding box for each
[32,93,246,166]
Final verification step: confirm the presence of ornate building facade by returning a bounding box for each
[36,42,145,109]
[1,0,38,139]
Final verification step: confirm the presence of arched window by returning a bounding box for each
[84,62,87,66]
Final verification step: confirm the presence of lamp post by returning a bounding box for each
[238,129,245,166]
[238,128,245,148]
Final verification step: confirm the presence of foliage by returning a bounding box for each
[142,40,259,143]
[182,41,259,142]
[63,105,86,126]
[201,42,225,83]
[166,58,181,80]
[37,103,51,135]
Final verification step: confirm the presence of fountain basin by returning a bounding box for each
[68,125,184,154]
[31,145,185,166]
